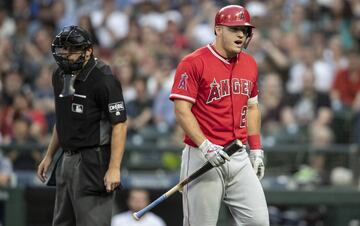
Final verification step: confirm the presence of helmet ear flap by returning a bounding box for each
[244,32,253,49]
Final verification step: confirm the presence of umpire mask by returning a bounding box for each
[52,26,93,97]
[51,26,93,74]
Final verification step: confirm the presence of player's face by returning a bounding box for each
[217,26,250,57]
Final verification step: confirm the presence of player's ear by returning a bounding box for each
[214,26,222,36]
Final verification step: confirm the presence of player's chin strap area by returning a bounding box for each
[243,34,253,49]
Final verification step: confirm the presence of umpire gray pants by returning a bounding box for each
[52,148,115,226]
[180,145,269,226]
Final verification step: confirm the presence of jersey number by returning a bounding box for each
[240,106,247,128]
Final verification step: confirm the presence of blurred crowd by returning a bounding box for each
[0,0,359,189]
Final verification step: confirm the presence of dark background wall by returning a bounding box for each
[24,187,183,226]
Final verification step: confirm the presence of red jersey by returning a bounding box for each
[170,44,259,147]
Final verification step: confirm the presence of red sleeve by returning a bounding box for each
[169,60,199,103]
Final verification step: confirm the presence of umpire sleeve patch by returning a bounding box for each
[108,101,124,115]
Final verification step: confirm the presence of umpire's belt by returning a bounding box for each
[63,149,80,156]
[63,145,110,156]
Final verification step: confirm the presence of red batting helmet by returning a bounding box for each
[215,5,254,28]
[214,5,254,48]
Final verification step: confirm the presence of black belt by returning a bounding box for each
[63,149,80,155]
[63,145,110,156]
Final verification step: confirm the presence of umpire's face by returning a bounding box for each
[57,48,80,60]
[57,47,92,65]
[215,25,250,57]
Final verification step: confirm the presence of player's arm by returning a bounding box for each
[247,102,261,135]
[174,99,229,166]
[174,99,206,146]
[247,100,265,180]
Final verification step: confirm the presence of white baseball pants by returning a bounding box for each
[180,145,269,226]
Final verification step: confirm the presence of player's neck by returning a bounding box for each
[211,42,237,60]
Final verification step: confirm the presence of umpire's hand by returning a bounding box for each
[104,168,121,192]
[37,155,53,183]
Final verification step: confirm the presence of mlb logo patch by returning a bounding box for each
[108,102,124,113]
[72,103,84,113]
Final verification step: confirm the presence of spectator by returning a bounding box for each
[32,65,55,137]
[0,71,26,143]
[126,77,153,136]
[183,1,217,48]
[22,27,55,86]
[260,72,286,141]
[0,150,13,187]
[0,3,15,38]
[78,14,100,46]
[51,0,77,32]
[12,91,48,142]
[152,70,176,135]
[331,50,360,143]
[331,50,360,110]
[111,188,166,226]
[310,32,335,93]
[284,68,332,130]
[0,37,13,74]
[8,116,41,171]
[90,0,129,48]
[286,47,316,94]
[1,70,24,106]
[113,60,136,104]
[307,123,335,185]
[280,69,332,144]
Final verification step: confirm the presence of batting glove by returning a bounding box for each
[249,149,265,180]
[199,139,230,167]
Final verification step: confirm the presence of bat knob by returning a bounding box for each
[132,212,140,221]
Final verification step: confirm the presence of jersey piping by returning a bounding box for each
[169,93,196,103]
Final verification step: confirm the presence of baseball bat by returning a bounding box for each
[132,139,243,220]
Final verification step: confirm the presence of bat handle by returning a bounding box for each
[133,194,167,220]
[132,184,181,220]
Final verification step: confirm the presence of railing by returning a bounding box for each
[1,142,359,187]
[0,142,359,226]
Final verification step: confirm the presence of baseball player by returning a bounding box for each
[169,5,269,226]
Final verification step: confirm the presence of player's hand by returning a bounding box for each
[104,167,121,192]
[37,155,53,183]
[249,149,265,180]
[199,139,230,167]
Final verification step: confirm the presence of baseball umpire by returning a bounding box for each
[37,25,127,226]
[170,5,269,226]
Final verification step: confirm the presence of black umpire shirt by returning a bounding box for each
[52,57,127,150]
